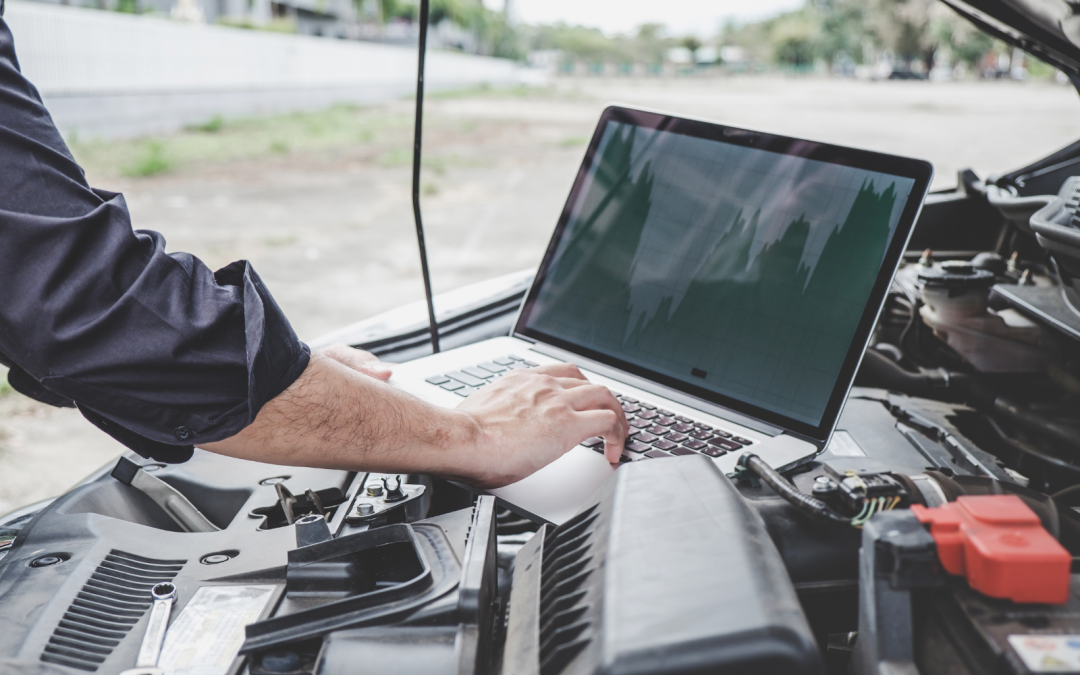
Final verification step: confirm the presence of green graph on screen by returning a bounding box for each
[527,122,914,425]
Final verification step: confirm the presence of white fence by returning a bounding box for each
[4,1,525,137]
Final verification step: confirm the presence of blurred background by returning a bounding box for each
[3,0,1080,512]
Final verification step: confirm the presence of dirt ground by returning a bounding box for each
[3,75,1080,515]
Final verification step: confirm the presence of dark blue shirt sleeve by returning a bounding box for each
[0,18,310,462]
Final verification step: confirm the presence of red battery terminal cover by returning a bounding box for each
[910,495,1071,604]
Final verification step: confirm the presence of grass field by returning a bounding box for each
[69,85,568,179]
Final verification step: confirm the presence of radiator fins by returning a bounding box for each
[40,550,186,672]
[537,506,598,675]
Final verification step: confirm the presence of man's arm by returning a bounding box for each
[0,17,626,477]
[0,18,309,461]
[203,345,629,489]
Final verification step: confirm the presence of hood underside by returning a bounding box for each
[942,0,1080,79]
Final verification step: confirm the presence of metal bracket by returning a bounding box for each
[850,510,939,675]
[344,473,426,524]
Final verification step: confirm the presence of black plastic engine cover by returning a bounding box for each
[503,454,823,675]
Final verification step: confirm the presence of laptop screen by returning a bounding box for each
[515,107,932,441]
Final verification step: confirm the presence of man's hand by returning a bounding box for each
[321,343,393,381]
[455,363,629,488]
[202,346,628,489]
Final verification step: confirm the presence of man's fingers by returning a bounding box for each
[501,369,594,392]
[530,362,586,380]
[603,433,625,463]
[480,362,630,465]
[552,383,628,464]
[548,376,595,390]
[322,344,392,381]
[573,409,626,462]
[562,383,622,411]
[564,386,628,433]
[360,366,393,382]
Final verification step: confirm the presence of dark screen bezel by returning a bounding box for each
[514,105,933,444]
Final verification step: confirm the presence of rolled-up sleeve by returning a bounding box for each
[0,18,310,462]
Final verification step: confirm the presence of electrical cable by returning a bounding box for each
[738,454,850,525]
[852,497,879,528]
[411,0,440,354]
[850,498,871,524]
[737,455,912,528]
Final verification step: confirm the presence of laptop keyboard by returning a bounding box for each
[424,354,755,465]
[424,354,539,397]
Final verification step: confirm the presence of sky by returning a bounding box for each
[495,0,804,38]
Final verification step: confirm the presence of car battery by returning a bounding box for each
[918,575,1080,674]
[852,497,1075,675]
[905,495,1075,675]
[912,495,1071,605]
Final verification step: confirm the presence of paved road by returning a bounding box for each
[3,76,1080,514]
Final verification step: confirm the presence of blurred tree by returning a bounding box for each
[721,16,774,64]
[378,0,417,21]
[528,22,636,63]
[810,0,869,65]
[680,35,702,63]
[931,9,995,69]
[431,0,479,26]
[769,11,819,67]
[478,11,523,59]
[634,23,670,65]
[365,0,522,59]
[863,0,939,68]
[389,0,1013,76]
[720,0,1005,75]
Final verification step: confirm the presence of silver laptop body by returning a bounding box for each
[391,105,933,524]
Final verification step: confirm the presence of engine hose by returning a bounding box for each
[983,415,1080,477]
[1052,484,1080,506]
[858,353,1080,452]
[990,395,1080,453]
[738,454,851,524]
[855,349,969,398]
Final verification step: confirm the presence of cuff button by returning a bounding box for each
[175,425,193,441]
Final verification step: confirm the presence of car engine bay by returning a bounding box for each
[4,157,1080,675]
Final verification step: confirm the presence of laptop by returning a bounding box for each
[391,105,933,524]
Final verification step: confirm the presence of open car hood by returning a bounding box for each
[942,0,1080,80]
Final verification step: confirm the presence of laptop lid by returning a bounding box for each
[512,106,933,447]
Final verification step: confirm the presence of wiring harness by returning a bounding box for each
[736,453,904,528]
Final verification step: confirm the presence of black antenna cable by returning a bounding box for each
[411,0,439,353]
